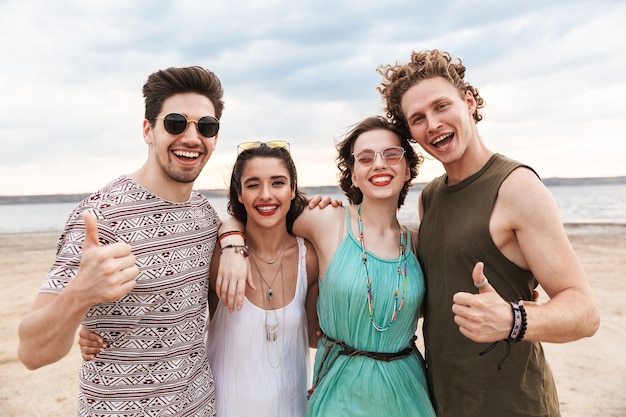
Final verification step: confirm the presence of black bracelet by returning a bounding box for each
[508,301,527,342]
[517,301,527,341]
[219,244,249,257]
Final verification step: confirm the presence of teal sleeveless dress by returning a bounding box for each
[305,208,435,417]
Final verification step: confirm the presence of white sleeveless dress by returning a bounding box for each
[207,237,311,417]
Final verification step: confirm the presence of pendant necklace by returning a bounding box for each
[249,235,287,300]
[357,204,408,332]
[256,263,284,343]
[251,239,287,370]
[261,263,285,368]
[251,257,284,343]
[249,236,288,347]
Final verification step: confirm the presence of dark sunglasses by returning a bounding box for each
[161,113,220,138]
[352,146,405,166]
[237,140,290,154]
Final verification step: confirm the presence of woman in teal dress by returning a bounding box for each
[293,116,436,416]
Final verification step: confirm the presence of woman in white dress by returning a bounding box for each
[206,141,319,417]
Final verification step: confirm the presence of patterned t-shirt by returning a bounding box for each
[41,175,220,417]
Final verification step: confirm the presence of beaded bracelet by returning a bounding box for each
[479,301,527,369]
[219,244,249,257]
[217,230,245,247]
[517,301,527,341]
[508,301,527,342]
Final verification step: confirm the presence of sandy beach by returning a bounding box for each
[1,225,625,416]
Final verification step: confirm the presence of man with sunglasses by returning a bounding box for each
[378,49,600,416]
[18,66,249,417]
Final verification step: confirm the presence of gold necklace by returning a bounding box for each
[248,234,288,265]
[249,236,287,299]
[248,247,277,264]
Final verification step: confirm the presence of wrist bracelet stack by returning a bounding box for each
[508,301,527,342]
[217,230,246,248]
[480,299,528,370]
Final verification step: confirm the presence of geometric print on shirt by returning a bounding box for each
[40,176,219,417]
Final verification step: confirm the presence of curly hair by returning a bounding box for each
[336,116,422,208]
[227,144,307,235]
[377,49,485,129]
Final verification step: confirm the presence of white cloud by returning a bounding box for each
[0,0,624,195]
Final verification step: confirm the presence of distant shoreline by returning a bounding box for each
[2,222,625,236]
[1,176,625,205]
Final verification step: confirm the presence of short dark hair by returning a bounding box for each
[142,66,224,124]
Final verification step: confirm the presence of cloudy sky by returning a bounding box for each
[1,0,625,196]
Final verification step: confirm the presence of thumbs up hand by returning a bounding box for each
[451,262,513,343]
[68,211,139,305]
[472,261,496,294]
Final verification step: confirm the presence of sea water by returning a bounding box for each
[0,183,625,234]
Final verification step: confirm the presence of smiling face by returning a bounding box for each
[143,92,218,187]
[350,128,410,203]
[238,156,296,230]
[401,77,478,167]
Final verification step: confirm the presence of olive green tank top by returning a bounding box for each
[418,153,560,416]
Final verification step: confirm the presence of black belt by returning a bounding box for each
[322,333,418,362]
[308,333,419,400]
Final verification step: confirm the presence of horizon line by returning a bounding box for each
[2,175,626,200]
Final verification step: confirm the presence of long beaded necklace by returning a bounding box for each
[357,204,408,332]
